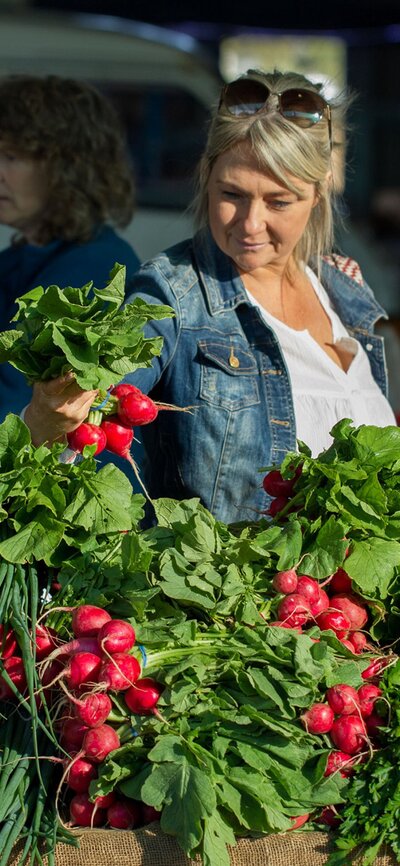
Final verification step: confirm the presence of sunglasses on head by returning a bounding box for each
[219,77,332,148]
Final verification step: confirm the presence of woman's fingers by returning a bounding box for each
[24,377,99,446]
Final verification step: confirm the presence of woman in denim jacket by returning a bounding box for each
[25,70,396,524]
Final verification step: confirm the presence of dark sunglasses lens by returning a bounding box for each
[279,89,326,127]
[223,79,269,116]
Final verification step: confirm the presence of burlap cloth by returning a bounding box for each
[8,826,398,866]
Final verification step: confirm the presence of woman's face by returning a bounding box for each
[0,146,47,241]
[207,144,318,275]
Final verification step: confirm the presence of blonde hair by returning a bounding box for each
[192,69,347,267]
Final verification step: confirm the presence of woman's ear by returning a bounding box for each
[325,169,334,189]
[313,172,333,208]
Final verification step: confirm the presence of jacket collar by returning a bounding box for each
[193,226,387,330]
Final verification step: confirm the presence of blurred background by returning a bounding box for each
[1,0,400,407]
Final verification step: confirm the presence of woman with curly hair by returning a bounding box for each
[0,73,140,419]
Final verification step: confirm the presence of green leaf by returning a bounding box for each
[202,812,236,866]
[0,265,172,387]
[353,424,400,470]
[0,514,65,563]
[63,464,133,534]
[141,761,216,853]
[345,537,400,598]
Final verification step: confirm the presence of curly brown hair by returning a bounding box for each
[0,74,135,244]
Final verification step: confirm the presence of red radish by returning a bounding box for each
[100,417,135,460]
[277,593,311,627]
[324,750,355,777]
[262,469,296,497]
[0,656,26,699]
[318,806,342,828]
[107,798,142,829]
[91,791,116,809]
[296,576,321,606]
[300,702,334,734]
[71,605,112,638]
[329,568,352,594]
[348,631,368,654]
[361,656,392,680]
[288,813,309,830]
[33,625,58,660]
[65,757,97,793]
[329,594,368,631]
[272,569,298,594]
[310,588,330,617]
[315,610,351,639]
[124,677,163,715]
[330,714,367,754]
[357,684,383,718]
[70,692,112,728]
[340,638,356,652]
[117,391,158,427]
[60,718,90,750]
[67,424,107,456]
[0,626,17,659]
[82,724,120,762]
[97,619,136,654]
[64,652,102,689]
[69,792,106,827]
[40,639,103,681]
[111,383,142,399]
[265,495,290,517]
[268,621,303,633]
[46,637,103,662]
[141,803,162,823]
[39,658,64,696]
[366,710,386,738]
[326,684,360,716]
[99,652,141,691]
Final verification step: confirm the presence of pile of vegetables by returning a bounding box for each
[1,274,400,866]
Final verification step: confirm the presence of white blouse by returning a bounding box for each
[245,266,396,457]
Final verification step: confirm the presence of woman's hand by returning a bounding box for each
[24,372,98,447]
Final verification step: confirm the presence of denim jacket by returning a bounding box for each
[125,227,389,524]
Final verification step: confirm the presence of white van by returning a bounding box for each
[0,10,222,260]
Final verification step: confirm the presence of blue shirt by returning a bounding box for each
[0,225,140,420]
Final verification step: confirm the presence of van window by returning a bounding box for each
[98,83,210,210]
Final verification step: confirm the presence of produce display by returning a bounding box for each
[1,274,400,866]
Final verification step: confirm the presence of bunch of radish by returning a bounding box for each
[269,564,374,655]
[300,672,388,828]
[262,466,302,517]
[36,604,163,829]
[287,646,390,832]
[66,383,178,467]
[0,622,58,701]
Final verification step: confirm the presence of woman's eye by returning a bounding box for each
[269,199,291,209]
[222,190,240,199]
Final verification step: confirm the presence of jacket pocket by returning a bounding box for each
[198,338,260,410]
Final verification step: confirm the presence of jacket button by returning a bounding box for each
[366,343,373,351]
[229,348,240,368]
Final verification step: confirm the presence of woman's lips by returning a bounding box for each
[235,238,270,250]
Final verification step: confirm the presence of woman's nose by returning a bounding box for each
[241,200,265,233]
